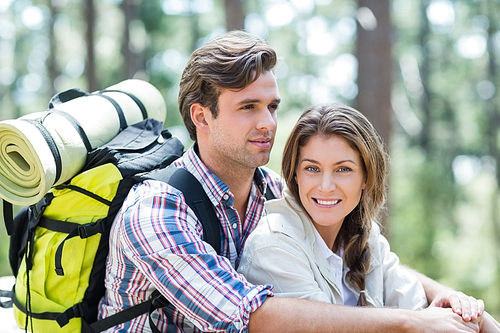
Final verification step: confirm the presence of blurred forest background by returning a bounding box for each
[1,0,500,319]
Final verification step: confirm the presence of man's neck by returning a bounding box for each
[197,144,255,222]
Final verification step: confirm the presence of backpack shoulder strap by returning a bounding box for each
[264,188,276,201]
[88,167,222,333]
[144,167,222,254]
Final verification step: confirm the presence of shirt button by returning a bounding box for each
[232,223,238,229]
[223,194,229,201]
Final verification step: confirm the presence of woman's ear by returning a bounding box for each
[191,103,210,134]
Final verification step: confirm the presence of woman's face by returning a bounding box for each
[295,134,366,246]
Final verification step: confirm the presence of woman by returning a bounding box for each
[238,103,427,309]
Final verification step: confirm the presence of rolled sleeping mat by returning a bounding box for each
[0,79,166,206]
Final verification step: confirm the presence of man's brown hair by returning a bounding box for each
[178,30,277,141]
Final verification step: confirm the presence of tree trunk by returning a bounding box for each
[418,0,431,152]
[355,0,392,229]
[121,0,138,80]
[85,0,97,91]
[355,0,392,148]
[47,0,59,97]
[224,0,245,31]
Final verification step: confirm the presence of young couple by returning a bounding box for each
[98,30,500,332]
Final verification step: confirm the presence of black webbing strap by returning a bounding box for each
[2,200,14,236]
[87,295,157,333]
[50,110,93,153]
[54,184,112,206]
[48,88,89,108]
[21,118,62,184]
[12,292,62,321]
[38,217,83,233]
[100,89,148,120]
[55,302,89,327]
[0,287,13,308]
[93,93,127,131]
[264,188,276,201]
[38,182,111,276]
[147,290,169,333]
[13,292,89,328]
[38,217,104,276]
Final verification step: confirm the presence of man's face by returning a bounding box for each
[207,71,280,171]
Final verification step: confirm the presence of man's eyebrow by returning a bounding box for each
[237,98,281,104]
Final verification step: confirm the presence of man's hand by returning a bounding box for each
[430,290,484,321]
[476,311,500,333]
[411,307,479,333]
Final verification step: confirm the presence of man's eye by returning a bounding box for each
[269,104,279,112]
[242,104,255,110]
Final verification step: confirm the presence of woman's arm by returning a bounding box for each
[401,264,484,321]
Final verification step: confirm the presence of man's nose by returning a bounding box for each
[257,107,277,131]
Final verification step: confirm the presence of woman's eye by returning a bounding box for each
[338,167,352,172]
[306,166,319,172]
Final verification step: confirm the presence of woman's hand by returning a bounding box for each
[430,290,484,321]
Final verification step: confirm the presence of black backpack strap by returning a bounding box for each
[48,88,89,108]
[87,290,166,333]
[49,110,93,153]
[2,199,14,236]
[264,188,276,201]
[21,118,63,184]
[100,89,148,120]
[145,166,222,254]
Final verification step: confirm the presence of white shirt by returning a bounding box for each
[312,227,357,306]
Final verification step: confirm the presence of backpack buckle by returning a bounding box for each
[32,193,54,220]
[56,302,88,327]
[78,225,89,238]
[151,290,170,309]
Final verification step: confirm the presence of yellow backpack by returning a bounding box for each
[4,118,222,333]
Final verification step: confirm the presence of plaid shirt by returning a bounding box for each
[98,143,282,332]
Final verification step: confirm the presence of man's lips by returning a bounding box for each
[249,137,272,149]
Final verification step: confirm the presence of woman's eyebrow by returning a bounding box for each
[300,158,358,165]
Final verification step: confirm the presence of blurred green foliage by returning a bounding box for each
[0,0,499,320]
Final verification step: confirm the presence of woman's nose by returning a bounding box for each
[319,174,336,192]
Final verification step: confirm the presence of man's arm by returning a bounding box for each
[249,297,479,333]
[402,265,484,321]
[477,311,500,333]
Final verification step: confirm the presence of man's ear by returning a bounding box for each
[191,103,210,134]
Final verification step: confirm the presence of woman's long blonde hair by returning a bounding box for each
[282,103,389,306]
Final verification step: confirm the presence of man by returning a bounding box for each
[99,30,498,332]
